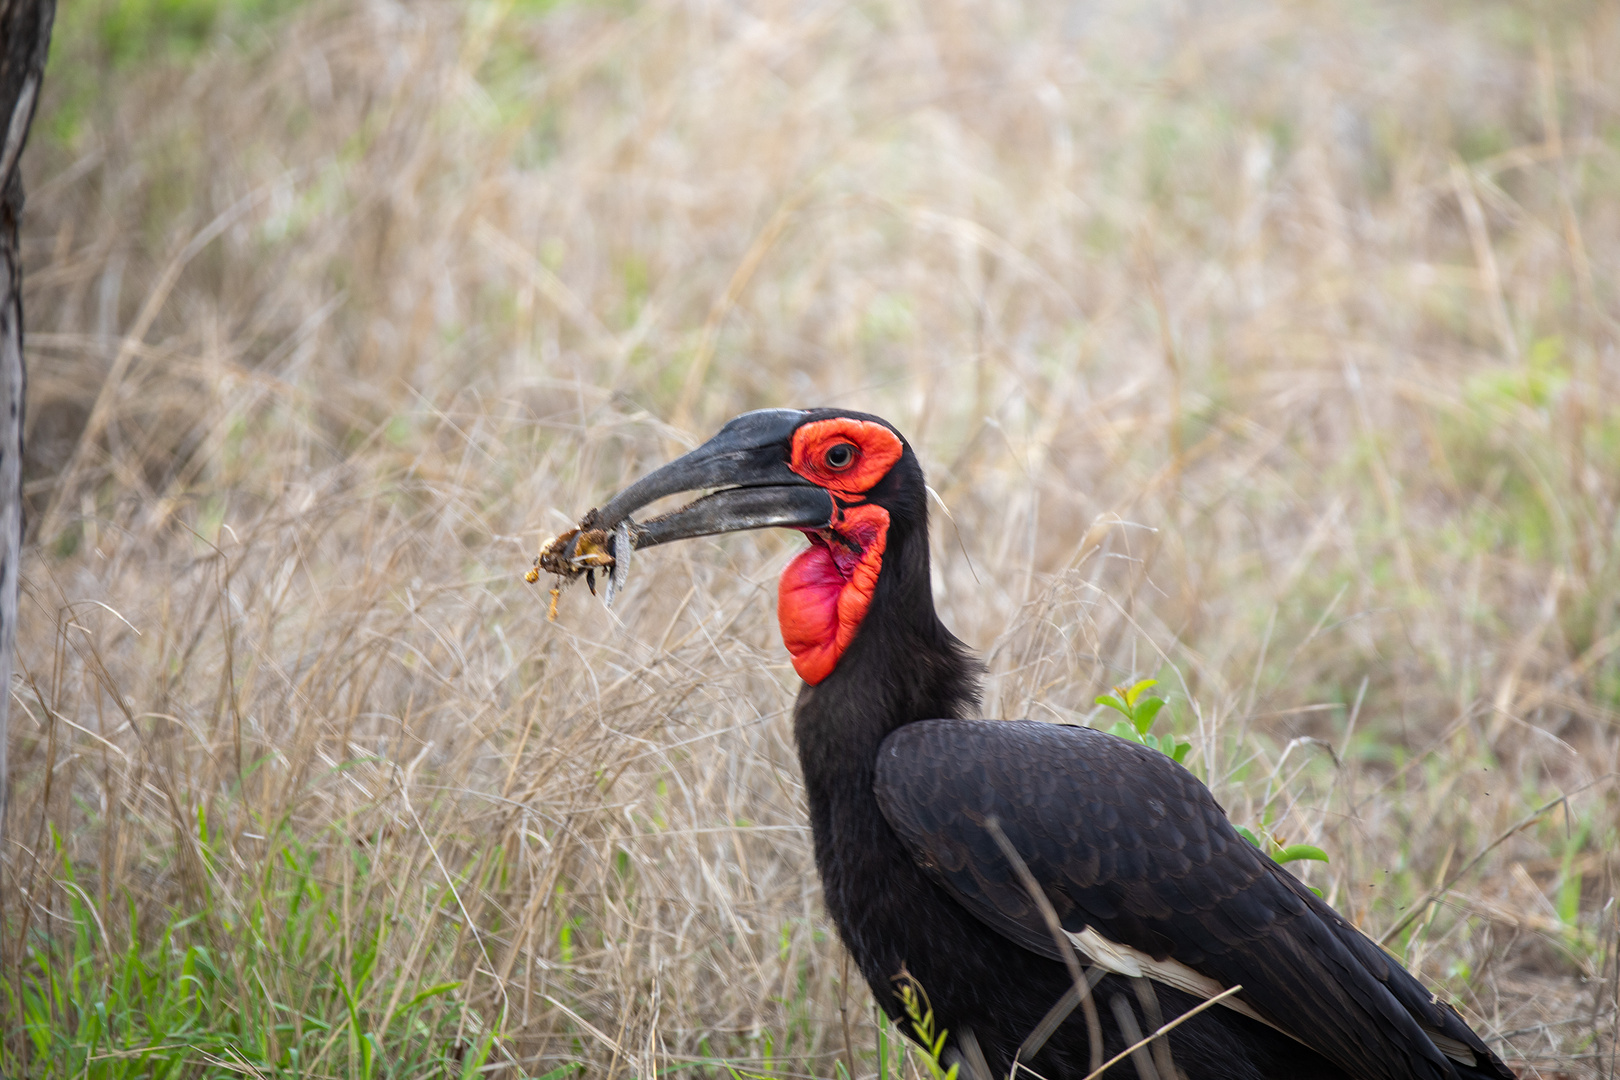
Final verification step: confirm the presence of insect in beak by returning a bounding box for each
[527,520,632,619]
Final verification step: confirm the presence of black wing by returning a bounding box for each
[874,719,1514,1080]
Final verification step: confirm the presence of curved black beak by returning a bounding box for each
[582,409,833,554]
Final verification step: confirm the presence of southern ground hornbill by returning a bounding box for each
[544,408,1517,1080]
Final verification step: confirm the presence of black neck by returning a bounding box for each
[786,457,983,985]
[792,498,981,779]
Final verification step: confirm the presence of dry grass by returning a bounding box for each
[6,0,1620,1075]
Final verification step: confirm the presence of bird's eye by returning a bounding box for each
[824,443,857,471]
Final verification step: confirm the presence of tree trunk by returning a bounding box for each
[0,0,55,835]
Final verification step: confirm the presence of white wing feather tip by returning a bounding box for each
[1065,927,1295,1039]
[1065,927,1483,1069]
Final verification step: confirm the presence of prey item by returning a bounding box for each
[527,519,632,618]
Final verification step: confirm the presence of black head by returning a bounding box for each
[585,408,939,684]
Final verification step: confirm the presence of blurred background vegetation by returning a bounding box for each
[4,0,1619,1076]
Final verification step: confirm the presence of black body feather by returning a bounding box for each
[791,432,1515,1080]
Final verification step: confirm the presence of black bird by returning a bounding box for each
[564,408,1517,1080]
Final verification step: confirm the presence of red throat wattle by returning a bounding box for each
[778,504,890,684]
[775,417,903,685]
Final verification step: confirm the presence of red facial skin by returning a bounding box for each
[777,419,903,684]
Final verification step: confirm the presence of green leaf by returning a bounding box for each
[1234,825,1263,849]
[460,1025,498,1080]
[1123,679,1158,707]
[1095,694,1127,715]
[361,1030,379,1080]
[1131,697,1165,735]
[1274,844,1329,864]
[1108,720,1140,743]
[1556,871,1582,926]
[1171,740,1191,765]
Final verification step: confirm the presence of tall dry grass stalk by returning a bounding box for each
[6,0,1620,1075]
